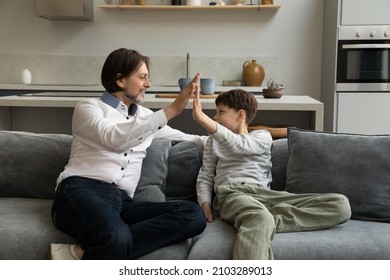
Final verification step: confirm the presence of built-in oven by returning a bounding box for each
[336,26,390,92]
[335,26,390,134]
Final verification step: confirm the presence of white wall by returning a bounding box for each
[0,0,324,99]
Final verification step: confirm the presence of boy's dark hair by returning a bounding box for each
[101,48,150,93]
[215,89,258,124]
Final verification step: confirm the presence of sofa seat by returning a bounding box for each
[0,198,73,260]
[272,220,390,259]
[2,196,390,260]
[185,218,390,260]
[0,197,194,260]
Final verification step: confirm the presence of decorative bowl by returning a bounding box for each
[262,88,284,99]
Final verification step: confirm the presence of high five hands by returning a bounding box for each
[192,77,217,135]
[164,73,201,121]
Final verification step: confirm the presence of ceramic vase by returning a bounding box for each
[242,60,265,87]
[21,69,32,85]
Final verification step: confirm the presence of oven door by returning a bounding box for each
[336,40,390,91]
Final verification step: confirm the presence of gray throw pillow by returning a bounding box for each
[285,128,390,222]
[134,138,172,202]
[164,141,203,201]
[135,139,203,202]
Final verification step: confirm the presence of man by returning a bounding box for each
[50,48,206,260]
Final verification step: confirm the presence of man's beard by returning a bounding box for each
[125,91,144,104]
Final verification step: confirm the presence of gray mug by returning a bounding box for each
[178,78,192,91]
[200,78,215,95]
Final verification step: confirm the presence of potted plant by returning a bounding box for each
[263,79,285,98]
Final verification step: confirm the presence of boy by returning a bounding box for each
[192,88,351,260]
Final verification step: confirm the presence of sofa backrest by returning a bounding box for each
[0,130,290,201]
[0,130,72,199]
[0,130,204,201]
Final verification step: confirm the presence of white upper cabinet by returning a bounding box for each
[341,0,390,25]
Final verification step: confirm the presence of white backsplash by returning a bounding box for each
[0,55,277,87]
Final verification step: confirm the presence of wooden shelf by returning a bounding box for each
[98,4,281,11]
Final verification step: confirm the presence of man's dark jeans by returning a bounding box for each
[52,176,206,259]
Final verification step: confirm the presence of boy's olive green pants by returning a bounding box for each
[213,183,351,260]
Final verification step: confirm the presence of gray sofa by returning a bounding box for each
[1,128,390,260]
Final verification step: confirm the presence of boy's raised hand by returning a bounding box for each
[192,85,217,134]
[164,73,200,120]
[192,83,203,122]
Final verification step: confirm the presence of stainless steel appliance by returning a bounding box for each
[336,26,390,92]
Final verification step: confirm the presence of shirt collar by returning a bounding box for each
[101,91,138,116]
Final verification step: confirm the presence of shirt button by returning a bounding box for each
[121,167,125,171]
[124,153,127,156]
[126,117,129,120]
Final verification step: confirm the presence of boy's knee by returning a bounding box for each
[323,193,352,223]
[336,194,352,222]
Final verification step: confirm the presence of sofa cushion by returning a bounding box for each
[137,239,192,260]
[165,141,203,201]
[272,219,390,259]
[188,218,390,260]
[134,138,172,202]
[135,139,203,202]
[0,131,72,199]
[187,215,236,260]
[0,197,74,259]
[285,128,390,222]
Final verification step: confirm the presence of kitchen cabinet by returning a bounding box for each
[36,0,93,21]
[98,4,281,11]
[337,92,390,134]
[341,0,390,25]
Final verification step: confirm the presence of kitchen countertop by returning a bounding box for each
[0,83,264,93]
[0,93,324,132]
[0,92,323,111]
